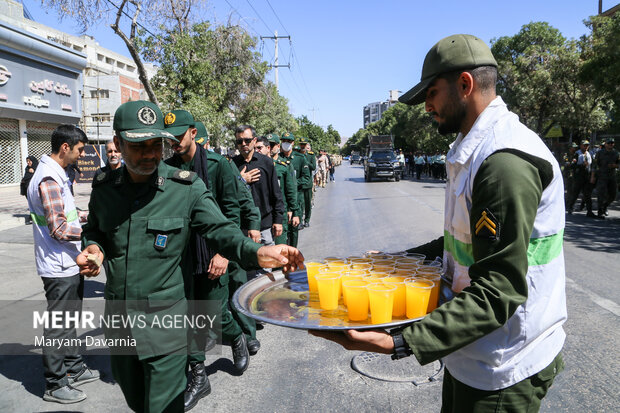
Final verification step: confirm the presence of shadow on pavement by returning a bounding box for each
[564,213,620,252]
[204,356,243,377]
[0,344,114,398]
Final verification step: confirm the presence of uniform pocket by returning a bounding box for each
[145,217,187,258]
[147,283,185,309]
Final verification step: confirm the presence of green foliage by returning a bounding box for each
[342,103,450,155]
[143,22,296,147]
[581,13,620,131]
[293,116,341,153]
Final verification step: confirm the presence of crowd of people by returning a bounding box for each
[25,104,310,410]
[395,150,447,181]
[562,138,619,219]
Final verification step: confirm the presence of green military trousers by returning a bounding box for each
[299,188,313,225]
[440,353,564,413]
[227,261,256,340]
[274,218,289,245]
[111,353,186,413]
[188,272,242,364]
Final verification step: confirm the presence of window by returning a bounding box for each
[91,113,111,123]
[89,89,110,99]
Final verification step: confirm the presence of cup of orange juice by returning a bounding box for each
[405,278,434,319]
[417,273,441,312]
[343,279,369,321]
[367,283,396,324]
[315,273,342,311]
[305,262,325,292]
[382,276,407,317]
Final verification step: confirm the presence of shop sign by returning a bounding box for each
[0,64,11,86]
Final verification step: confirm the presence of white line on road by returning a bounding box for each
[566,277,620,317]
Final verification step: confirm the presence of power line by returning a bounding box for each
[290,46,316,109]
[222,0,262,38]
[244,0,274,33]
[264,0,289,35]
[104,0,158,38]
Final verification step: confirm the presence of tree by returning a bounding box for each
[294,116,341,153]
[491,22,566,136]
[43,0,203,104]
[581,13,620,131]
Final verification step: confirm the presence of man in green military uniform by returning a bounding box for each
[593,137,619,218]
[163,112,252,410]
[77,101,303,413]
[313,34,566,412]
[296,137,315,228]
[268,133,299,245]
[281,133,307,247]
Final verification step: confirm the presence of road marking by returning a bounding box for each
[566,277,620,317]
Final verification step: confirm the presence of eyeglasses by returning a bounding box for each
[255,145,265,151]
[236,138,253,145]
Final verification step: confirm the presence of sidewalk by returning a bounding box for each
[0,183,92,231]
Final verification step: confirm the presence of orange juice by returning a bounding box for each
[315,273,341,311]
[405,279,434,319]
[343,280,369,321]
[305,262,324,292]
[418,274,441,312]
[367,284,396,324]
[382,276,407,317]
[340,274,363,306]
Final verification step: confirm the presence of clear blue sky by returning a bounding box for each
[21,0,612,140]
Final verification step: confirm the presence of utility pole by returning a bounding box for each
[260,31,290,90]
[308,107,317,124]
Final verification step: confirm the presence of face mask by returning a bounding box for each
[207,148,214,152]
[281,142,292,152]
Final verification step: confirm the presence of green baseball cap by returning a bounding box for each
[164,110,195,137]
[606,137,615,143]
[281,132,295,141]
[267,133,280,144]
[580,140,590,145]
[571,142,578,148]
[298,137,308,144]
[195,121,208,144]
[113,100,176,142]
[399,34,498,106]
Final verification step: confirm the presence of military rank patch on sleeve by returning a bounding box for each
[474,208,499,241]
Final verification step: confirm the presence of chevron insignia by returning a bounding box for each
[475,209,499,240]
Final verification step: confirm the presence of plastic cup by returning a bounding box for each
[305,262,325,292]
[395,257,421,265]
[372,265,395,274]
[349,262,372,271]
[405,278,434,319]
[348,257,373,265]
[382,276,407,317]
[372,259,396,266]
[367,283,396,324]
[315,273,342,311]
[347,269,370,277]
[405,253,426,261]
[340,274,364,306]
[418,273,441,312]
[420,260,442,268]
[343,280,369,321]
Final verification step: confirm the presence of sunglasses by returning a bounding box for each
[236,138,253,145]
[255,145,265,150]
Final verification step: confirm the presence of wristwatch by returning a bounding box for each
[390,328,414,360]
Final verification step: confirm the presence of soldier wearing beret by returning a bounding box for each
[77,101,303,412]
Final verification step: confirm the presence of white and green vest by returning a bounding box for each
[443,97,566,390]
[27,155,81,278]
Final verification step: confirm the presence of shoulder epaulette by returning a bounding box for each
[92,169,119,187]
[170,169,197,183]
[276,160,288,167]
[308,151,315,155]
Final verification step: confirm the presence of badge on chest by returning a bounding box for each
[154,234,168,250]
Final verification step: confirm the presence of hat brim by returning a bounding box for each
[164,124,191,137]
[119,129,178,142]
[398,77,434,106]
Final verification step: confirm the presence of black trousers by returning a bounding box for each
[41,274,84,389]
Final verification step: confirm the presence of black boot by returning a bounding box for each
[184,363,211,412]
[232,334,249,374]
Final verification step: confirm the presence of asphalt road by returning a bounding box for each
[0,163,618,412]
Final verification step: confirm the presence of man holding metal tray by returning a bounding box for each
[312,34,566,413]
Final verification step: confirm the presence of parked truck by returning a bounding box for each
[364,135,402,182]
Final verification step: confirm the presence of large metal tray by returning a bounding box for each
[232,269,425,331]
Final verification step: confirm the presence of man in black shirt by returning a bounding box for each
[94,141,122,179]
[232,125,285,273]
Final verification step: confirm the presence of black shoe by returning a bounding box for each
[232,334,249,374]
[204,336,217,353]
[255,321,265,331]
[184,363,211,412]
[604,209,609,216]
[596,211,605,219]
[586,211,597,218]
[298,223,304,230]
[247,338,261,356]
[304,222,310,228]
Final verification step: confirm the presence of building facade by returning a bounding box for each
[363,90,399,128]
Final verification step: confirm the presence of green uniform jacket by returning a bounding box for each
[273,156,299,218]
[82,162,260,358]
[404,152,548,365]
[228,160,261,231]
[292,151,312,189]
